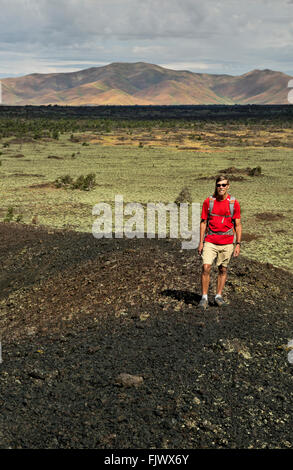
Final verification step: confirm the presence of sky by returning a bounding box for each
[0,0,293,78]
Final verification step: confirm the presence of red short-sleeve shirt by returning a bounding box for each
[201,195,241,245]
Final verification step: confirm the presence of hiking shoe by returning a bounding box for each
[198,298,208,310]
[214,296,228,307]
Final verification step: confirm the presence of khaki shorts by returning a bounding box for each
[202,242,234,267]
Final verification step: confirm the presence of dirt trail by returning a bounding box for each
[0,223,292,449]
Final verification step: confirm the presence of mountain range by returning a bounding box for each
[1,62,292,105]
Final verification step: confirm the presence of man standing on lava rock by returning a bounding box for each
[197,175,242,309]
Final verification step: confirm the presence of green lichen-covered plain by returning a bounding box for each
[0,115,292,272]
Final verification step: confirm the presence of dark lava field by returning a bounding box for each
[0,222,292,449]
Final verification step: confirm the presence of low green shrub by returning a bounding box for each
[55,175,73,188]
[54,173,96,191]
[248,166,262,176]
[71,173,96,191]
[4,207,14,222]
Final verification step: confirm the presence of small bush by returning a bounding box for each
[175,187,192,205]
[54,175,74,188]
[52,130,59,140]
[4,207,14,222]
[54,173,96,191]
[71,173,96,191]
[248,166,262,176]
[4,207,23,223]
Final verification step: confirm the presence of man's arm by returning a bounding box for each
[233,218,242,257]
[198,219,207,255]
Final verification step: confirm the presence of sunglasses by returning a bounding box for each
[216,183,228,187]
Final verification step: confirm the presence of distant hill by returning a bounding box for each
[1,62,292,105]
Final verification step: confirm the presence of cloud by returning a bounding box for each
[0,0,292,76]
[159,62,224,72]
[0,0,208,43]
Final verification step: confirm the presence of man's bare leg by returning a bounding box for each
[214,265,229,306]
[199,264,212,309]
[201,264,211,295]
[216,265,227,296]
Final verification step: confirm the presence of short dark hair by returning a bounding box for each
[213,175,230,197]
[215,174,229,185]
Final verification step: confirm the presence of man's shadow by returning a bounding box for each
[160,289,201,305]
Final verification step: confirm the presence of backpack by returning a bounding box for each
[206,194,236,238]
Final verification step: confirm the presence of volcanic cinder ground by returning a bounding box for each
[0,222,292,449]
